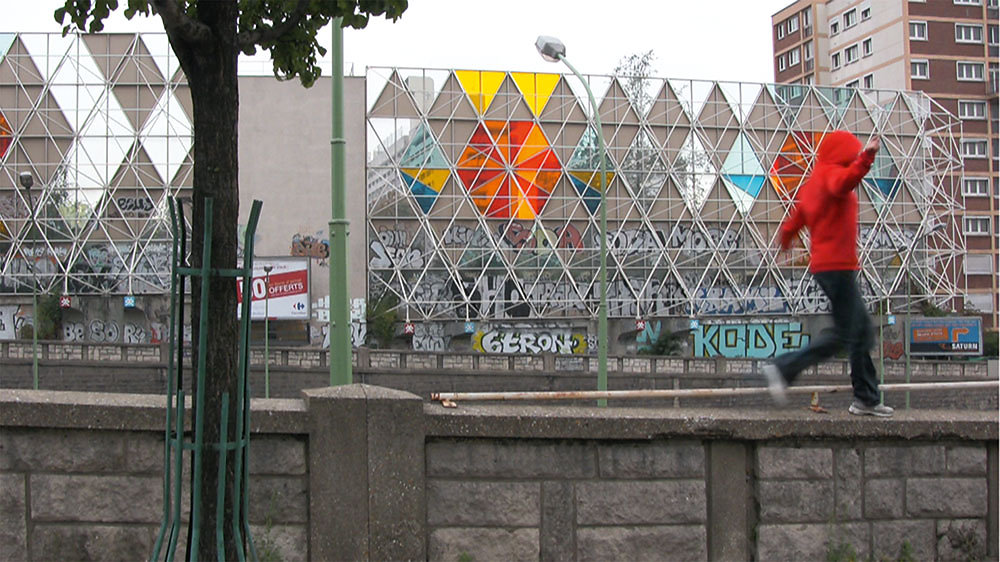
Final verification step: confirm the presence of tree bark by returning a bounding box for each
[162,1,241,559]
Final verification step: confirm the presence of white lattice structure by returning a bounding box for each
[365,67,966,321]
[0,33,191,296]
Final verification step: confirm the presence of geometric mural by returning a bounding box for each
[366,68,966,321]
[0,33,192,295]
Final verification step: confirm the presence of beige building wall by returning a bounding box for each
[237,76,368,335]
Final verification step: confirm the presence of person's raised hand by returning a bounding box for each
[863,136,880,155]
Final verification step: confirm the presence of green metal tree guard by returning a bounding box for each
[152,197,263,561]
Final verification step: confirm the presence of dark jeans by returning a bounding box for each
[772,270,880,406]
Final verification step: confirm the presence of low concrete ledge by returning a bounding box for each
[424,404,999,442]
[0,389,308,434]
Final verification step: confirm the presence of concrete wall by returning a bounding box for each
[1,387,996,561]
[2,342,997,411]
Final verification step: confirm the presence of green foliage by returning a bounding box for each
[457,553,474,562]
[826,540,858,562]
[365,293,399,349]
[982,330,997,358]
[639,328,683,356]
[920,301,949,317]
[31,293,64,340]
[256,492,283,562]
[945,525,986,562]
[895,540,916,562]
[56,0,408,87]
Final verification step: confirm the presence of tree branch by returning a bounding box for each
[236,0,311,51]
[151,0,212,45]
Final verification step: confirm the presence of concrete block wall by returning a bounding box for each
[425,439,708,561]
[755,443,991,560]
[0,392,309,561]
[1,387,997,561]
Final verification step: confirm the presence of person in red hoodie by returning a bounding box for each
[763,130,893,417]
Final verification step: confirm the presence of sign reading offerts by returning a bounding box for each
[909,316,983,356]
[236,257,310,320]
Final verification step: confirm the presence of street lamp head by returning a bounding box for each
[535,36,566,63]
[263,265,274,274]
[18,172,33,190]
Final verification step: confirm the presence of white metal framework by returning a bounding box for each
[365,67,966,321]
[0,33,192,296]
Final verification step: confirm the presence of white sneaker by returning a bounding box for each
[762,363,787,405]
[848,400,894,418]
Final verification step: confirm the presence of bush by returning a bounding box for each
[365,293,399,349]
[983,330,998,358]
[19,293,62,340]
[639,329,684,356]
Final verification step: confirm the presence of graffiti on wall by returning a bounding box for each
[115,196,154,216]
[311,296,366,348]
[413,322,446,351]
[882,325,904,360]
[291,231,329,265]
[370,228,425,269]
[636,319,663,352]
[691,321,811,359]
[472,327,591,355]
[0,305,29,340]
[370,270,831,320]
[0,242,171,294]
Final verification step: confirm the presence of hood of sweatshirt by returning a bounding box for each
[816,130,862,167]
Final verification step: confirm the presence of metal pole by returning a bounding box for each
[27,190,38,390]
[431,380,998,405]
[559,55,608,406]
[905,273,911,409]
[263,266,272,399]
[329,17,352,386]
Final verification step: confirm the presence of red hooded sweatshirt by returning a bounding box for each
[779,130,876,273]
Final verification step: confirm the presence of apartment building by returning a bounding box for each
[772,0,999,330]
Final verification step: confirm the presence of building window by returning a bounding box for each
[830,19,840,36]
[963,177,990,196]
[911,59,929,79]
[964,216,991,235]
[862,38,873,56]
[778,54,787,72]
[861,4,871,20]
[953,0,981,5]
[965,255,993,275]
[802,9,811,27]
[966,293,994,312]
[804,74,814,85]
[788,15,799,33]
[846,79,860,88]
[777,24,785,40]
[962,139,988,157]
[789,48,801,66]
[804,40,813,60]
[988,25,998,46]
[863,74,874,88]
[909,21,927,40]
[955,24,984,43]
[957,61,985,81]
[844,9,858,29]
[958,100,987,119]
[845,44,860,63]
[832,52,842,69]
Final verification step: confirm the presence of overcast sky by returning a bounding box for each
[13,0,793,83]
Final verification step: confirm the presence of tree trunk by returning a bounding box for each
[164,2,241,559]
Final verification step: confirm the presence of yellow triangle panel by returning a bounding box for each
[402,168,450,193]
[456,70,506,115]
[512,72,561,117]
